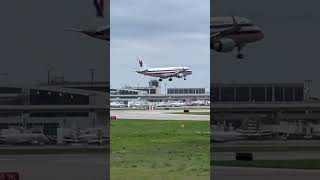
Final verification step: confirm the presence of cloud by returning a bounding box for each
[111,0,210,88]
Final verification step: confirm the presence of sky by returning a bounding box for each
[110,0,210,89]
[211,0,320,96]
[0,0,109,86]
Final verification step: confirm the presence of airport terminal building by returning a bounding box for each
[211,81,320,137]
[0,81,108,136]
[212,82,306,103]
[110,81,210,104]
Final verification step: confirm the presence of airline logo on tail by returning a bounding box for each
[137,56,145,69]
[94,0,104,17]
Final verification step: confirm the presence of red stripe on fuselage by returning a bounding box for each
[144,70,192,75]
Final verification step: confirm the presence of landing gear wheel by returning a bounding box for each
[184,78,186,80]
[159,79,162,82]
[237,53,244,59]
[237,45,244,59]
[169,78,172,81]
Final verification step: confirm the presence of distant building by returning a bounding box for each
[211,82,306,103]
[167,88,206,95]
[0,82,108,136]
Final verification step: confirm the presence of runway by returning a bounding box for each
[110,109,210,121]
[0,154,108,180]
[212,166,320,180]
[213,151,320,160]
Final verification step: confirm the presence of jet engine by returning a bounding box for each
[214,38,236,52]
[177,73,184,78]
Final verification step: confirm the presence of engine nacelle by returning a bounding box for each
[214,38,236,52]
[177,73,184,78]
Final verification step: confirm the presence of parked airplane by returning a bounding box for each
[171,101,186,107]
[211,16,264,59]
[110,101,125,108]
[78,127,108,145]
[64,26,110,42]
[0,127,50,145]
[212,118,275,143]
[135,57,192,82]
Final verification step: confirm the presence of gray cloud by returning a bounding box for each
[212,0,320,95]
[111,0,210,89]
[0,0,109,85]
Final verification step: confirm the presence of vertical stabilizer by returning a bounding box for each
[137,56,147,70]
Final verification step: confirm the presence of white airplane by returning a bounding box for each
[78,127,109,145]
[171,101,186,107]
[0,127,50,145]
[212,118,275,143]
[211,16,264,59]
[110,101,125,108]
[135,57,192,82]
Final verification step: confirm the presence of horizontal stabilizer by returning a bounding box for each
[64,27,84,33]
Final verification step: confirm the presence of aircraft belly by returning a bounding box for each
[228,33,262,44]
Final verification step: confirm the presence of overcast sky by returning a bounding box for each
[212,0,320,96]
[0,0,109,86]
[111,0,209,89]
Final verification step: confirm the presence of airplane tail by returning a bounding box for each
[137,56,147,70]
[94,0,104,18]
[236,117,260,133]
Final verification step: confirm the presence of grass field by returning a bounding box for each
[172,112,210,115]
[111,119,210,180]
[212,160,320,169]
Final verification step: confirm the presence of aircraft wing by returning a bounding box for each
[160,73,176,79]
[211,26,239,41]
[64,27,84,33]
[211,16,241,41]
[96,27,109,35]
[161,68,187,78]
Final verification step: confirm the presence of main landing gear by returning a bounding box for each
[159,78,174,82]
[237,46,244,59]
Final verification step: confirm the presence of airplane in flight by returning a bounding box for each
[64,0,109,42]
[135,57,192,82]
[211,16,264,59]
[64,26,109,42]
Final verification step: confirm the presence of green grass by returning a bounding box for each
[171,112,210,115]
[111,119,210,180]
[212,160,320,169]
